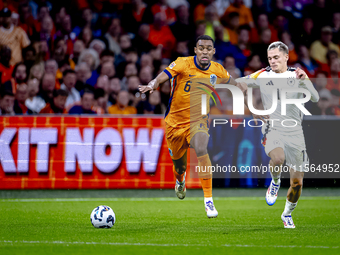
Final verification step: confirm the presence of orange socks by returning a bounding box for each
[200,178,212,198]
[197,154,213,198]
[172,154,213,197]
[173,166,185,183]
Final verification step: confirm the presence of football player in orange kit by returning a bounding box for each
[139,35,246,218]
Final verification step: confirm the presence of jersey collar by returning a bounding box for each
[194,56,211,71]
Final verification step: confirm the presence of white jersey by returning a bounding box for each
[237,67,319,135]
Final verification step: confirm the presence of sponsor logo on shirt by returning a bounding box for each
[266,80,274,86]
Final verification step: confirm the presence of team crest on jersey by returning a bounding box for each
[169,62,176,69]
[210,74,217,85]
[287,77,295,86]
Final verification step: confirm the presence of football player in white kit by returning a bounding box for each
[236,41,319,228]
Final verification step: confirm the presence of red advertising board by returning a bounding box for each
[0,116,200,189]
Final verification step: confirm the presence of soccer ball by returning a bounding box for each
[90,205,116,228]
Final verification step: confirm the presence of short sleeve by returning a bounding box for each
[221,67,231,84]
[164,57,186,79]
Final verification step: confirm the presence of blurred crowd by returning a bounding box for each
[0,0,339,116]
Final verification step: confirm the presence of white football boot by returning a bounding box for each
[175,174,186,199]
[281,213,295,228]
[265,180,280,206]
[205,200,218,218]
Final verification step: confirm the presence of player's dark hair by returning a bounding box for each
[196,35,214,45]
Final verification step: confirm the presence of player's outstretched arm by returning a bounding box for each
[235,76,269,124]
[228,76,248,93]
[295,67,319,103]
[235,76,260,88]
[138,71,169,94]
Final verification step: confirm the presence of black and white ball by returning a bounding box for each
[90,205,116,228]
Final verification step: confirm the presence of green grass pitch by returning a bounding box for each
[0,191,340,255]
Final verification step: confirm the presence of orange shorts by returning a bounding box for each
[165,118,209,160]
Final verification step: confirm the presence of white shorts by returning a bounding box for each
[261,127,309,172]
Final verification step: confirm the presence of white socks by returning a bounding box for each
[204,197,213,204]
[283,199,297,216]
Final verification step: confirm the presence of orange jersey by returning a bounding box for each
[164,56,231,128]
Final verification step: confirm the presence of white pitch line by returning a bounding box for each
[0,196,339,203]
[0,240,205,247]
[223,244,340,249]
[0,197,263,202]
[0,240,339,249]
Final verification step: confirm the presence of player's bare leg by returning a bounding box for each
[287,170,304,203]
[266,148,285,206]
[191,132,217,218]
[281,170,304,228]
[172,151,187,199]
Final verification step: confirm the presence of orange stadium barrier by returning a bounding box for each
[0,116,200,190]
